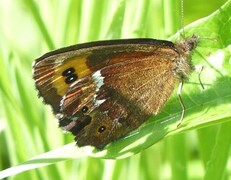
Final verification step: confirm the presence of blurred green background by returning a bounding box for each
[0,0,230,179]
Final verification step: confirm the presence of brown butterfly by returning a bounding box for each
[33,35,198,149]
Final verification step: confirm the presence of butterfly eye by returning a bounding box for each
[98,126,106,133]
[62,67,78,84]
[81,106,88,113]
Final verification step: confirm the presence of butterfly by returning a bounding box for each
[33,35,198,149]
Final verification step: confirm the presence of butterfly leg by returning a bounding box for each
[195,65,205,90]
[176,64,204,127]
[177,80,185,127]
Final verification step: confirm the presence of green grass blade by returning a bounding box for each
[0,0,230,179]
[204,121,231,179]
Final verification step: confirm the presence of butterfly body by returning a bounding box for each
[33,36,198,148]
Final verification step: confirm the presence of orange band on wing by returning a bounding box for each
[52,56,92,96]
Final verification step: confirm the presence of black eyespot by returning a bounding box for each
[85,115,92,122]
[62,67,75,76]
[98,126,106,133]
[68,115,92,135]
[81,106,88,113]
[65,74,78,84]
[62,67,78,84]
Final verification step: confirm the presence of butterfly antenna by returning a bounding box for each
[180,0,186,38]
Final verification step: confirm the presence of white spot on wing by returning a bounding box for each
[92,70,107,107]
[92,70,104,91]
[56,113,64,119]
[93,94,106,107]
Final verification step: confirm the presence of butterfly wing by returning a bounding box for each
[33,39,181,148]
[57,40,180,148]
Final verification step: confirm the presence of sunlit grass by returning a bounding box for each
[0,0,230,179]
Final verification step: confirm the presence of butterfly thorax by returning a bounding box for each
[173,35,198,79]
